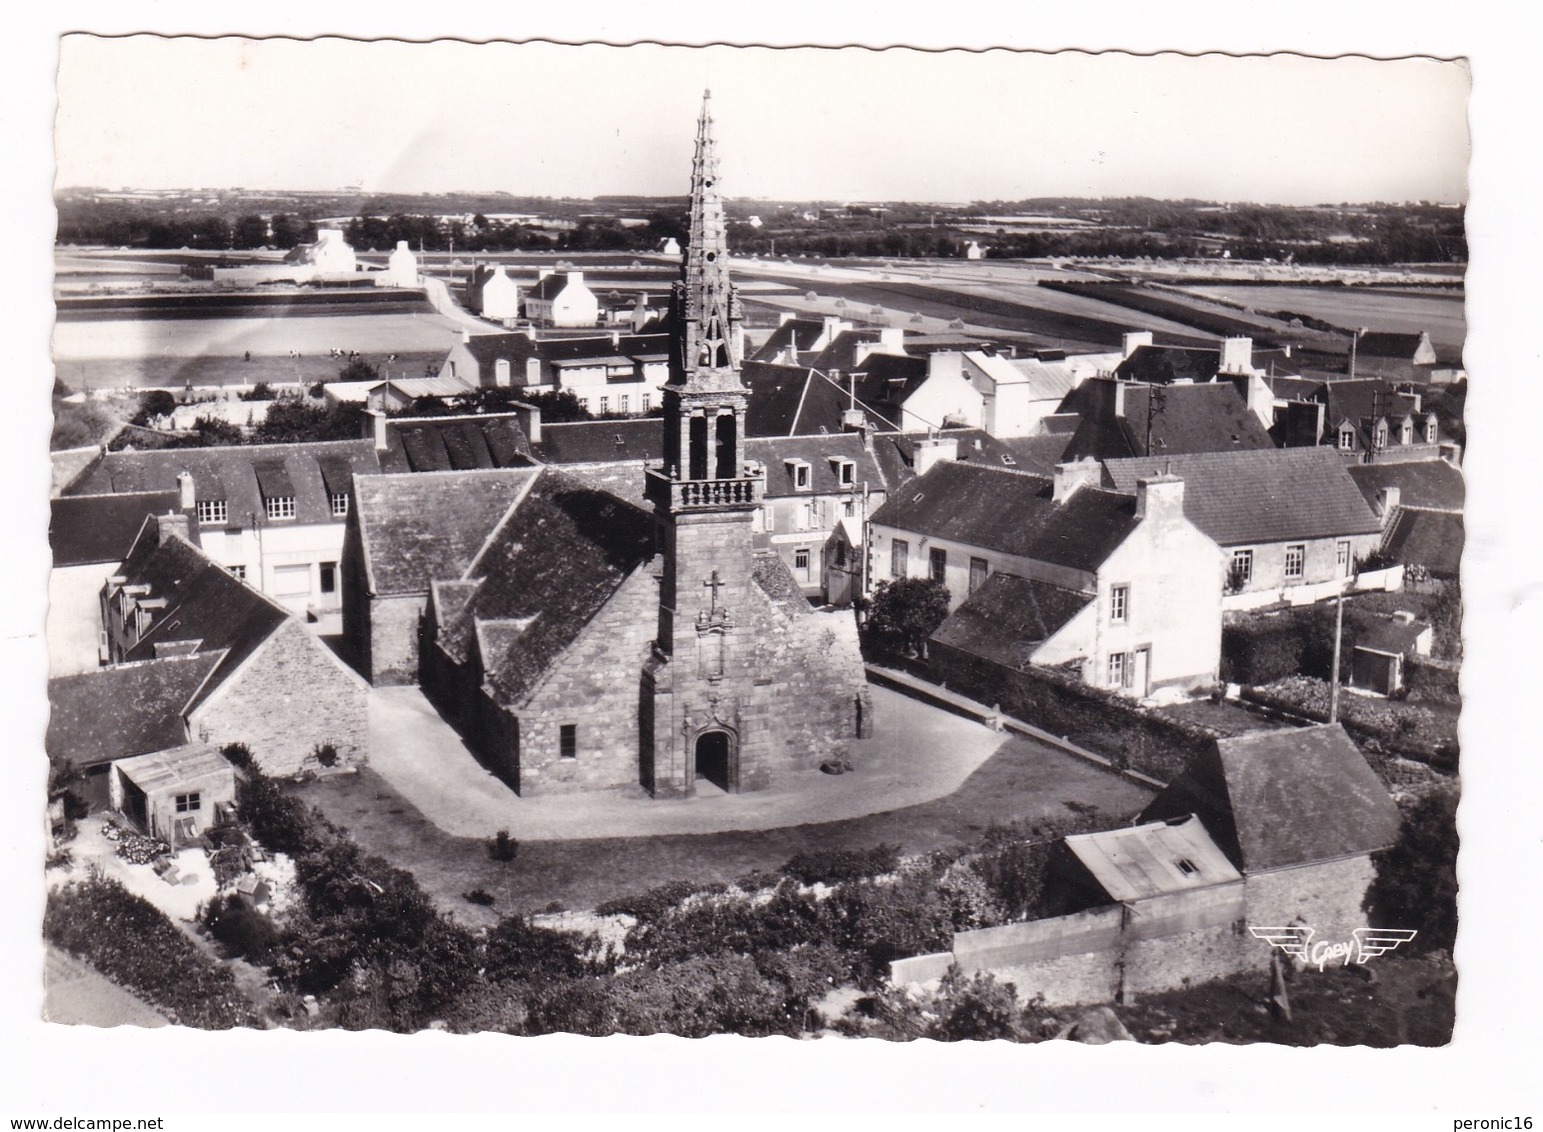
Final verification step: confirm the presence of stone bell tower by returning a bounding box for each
[642,91,769,798]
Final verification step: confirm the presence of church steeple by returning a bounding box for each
[651,90,757,496]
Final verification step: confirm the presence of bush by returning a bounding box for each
[220,742,254,771]
[1365,783,1459,954]
[46,874,258,1028]
[312,743,339,769]
[862,578,951,662]
[594,878,703,921]
[131,389,177,426]
[488,829,518,862]
[482,916,601,983]
[240,382,275,402]
[464,889,496,906]
[204,892,280,963]
[1221,606,1346,685]
[781,843,901,886]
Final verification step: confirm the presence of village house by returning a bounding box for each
[1101,447,1386,609]
[522,269,601,327]
[1347,329,1440,382]
[465,263,521,321]
[872,457,1224,696]
[1057,376,1276,462]
[437,328,671,414]
[892,724,1402,1007]
[60,440,383,619]
[50,513,369,779]
[1348,460,1466,580]
[323,374,477,414]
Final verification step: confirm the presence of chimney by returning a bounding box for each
[1134,473,1185,524]
[913,435,959,476]
[1053,458,1102,503]
[512,400,542,445]
[778,311,794,327]
[879,327,905,353]
[364,407,389,451]
[927,352,964,383]
[841,408,867,438]
[611,330,620,349]
[460,328,471,345]
[568,271,583,287]
[854,341,876,366]
[1376,485,1401,526]
[176,470,196,510]
[1219,336,1254,374]
[154,511,190,546]
[1122,331,1153,359]
[538,267,553,281]
[1113,379,1127,419]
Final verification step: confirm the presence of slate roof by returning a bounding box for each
[529,272,587,301]
[379,413,535,474]
[1102,447,1382,546]
[743,361,850,437]
[50,490,184,567]
[1356,331,1428,359]
[1348,460,1465,512]
[1139,723,1401,873]
[461,331,669,379]
[1060,379,1275,461]
[1114,345,1223,384]
[435,470,658,704]
[745,434,884,499]
[870,460,1140,573]
[46,654,218,768]
[808,329,887,371]
[530,419,665,464]
[551,459,649,505]
[1322,380,1421,426]
[747,318,828,364]
[930,573,1093,667]
[1353,615,1432,657]
[64,440,381,527]
[1063,815,1243,902]
[866,430,1066,490]
[752,549,811,614]
[114,526,291,708]
[1380,507,1464,576]
[354,468,540,596]
[1004,357,1079,401]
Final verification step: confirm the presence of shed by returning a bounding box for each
[1351,612,1434,695]
[108,744,236,848]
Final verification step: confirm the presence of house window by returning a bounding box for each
[1424,416,1438,443]
[1338,427,1355,452]
[1337,540,1352,578]
[265,496,296,521]
[1284,544,1306,580]
[1174,858,1198,876]
[1373,423,1388,450]
[1399,420,1413,445]
[834,541,848,569]
[969,557,989,595]
[559,724,577,760]
[1108,652,1130,688]
[330,492,349,518]
[1110,584,1129,624]
[891,538,909,579]
[320,562,338,595]
[843,500,855,518]
[228,565,247,581]
[795,465,810,490]
[643,393,652,412]
[929,547,947,583]
[600,396,609,415]
[794,547,811,581]
[174,792,201,813]
[196,499,227,525]
[620,395,630,414]
[1230,549,1254,587]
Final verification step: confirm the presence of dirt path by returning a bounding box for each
[42,946,167,1029]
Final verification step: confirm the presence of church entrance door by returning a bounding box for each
[694,729,734,793]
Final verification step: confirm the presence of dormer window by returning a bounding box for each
[330,492,349,518]
[1399,419,1413,445]
[1424,416,1438,443]
[785,459,811,491]
[256,460,297,522]
[829,457,856,487]
[196,499,228,525]
[1338,426,1356,451]
[1373,423,1388,450]
[266,496,296,521]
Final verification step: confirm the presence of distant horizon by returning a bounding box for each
[55,39,1471,207]
[55,186,1467,210]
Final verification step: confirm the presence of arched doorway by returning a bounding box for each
[694,728,735,793]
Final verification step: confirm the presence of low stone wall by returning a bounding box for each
[926,643,1218,784]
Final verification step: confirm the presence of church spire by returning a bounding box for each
[671,89,742,386]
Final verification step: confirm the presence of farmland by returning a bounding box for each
[1183,284,1467,357]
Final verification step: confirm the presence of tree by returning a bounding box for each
[131,389,177,427]
[863,577,951,661]
[337,357,381,384]
[1365,783,1459,954]
[232,214,269,249]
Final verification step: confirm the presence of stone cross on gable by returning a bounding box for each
[704,569,726,612]
[698,569,735,634]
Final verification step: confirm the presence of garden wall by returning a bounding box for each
[926,643,1219,784]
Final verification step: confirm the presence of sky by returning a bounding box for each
[54,37,1472,205]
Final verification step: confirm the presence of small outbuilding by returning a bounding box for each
[109,744,237,848]
[1351,611,1434,696]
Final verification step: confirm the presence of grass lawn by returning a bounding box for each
[295,732,1152,927]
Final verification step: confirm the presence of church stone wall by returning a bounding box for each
[365,594,427,686]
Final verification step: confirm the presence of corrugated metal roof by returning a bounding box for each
[112,743,233,794]
[1064,815,1242,902]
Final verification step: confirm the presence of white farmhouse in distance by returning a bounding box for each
[386,240,418,287]
[524,269,600,327]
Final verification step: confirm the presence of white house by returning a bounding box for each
[386,240,418,288]
[524,270,600,328]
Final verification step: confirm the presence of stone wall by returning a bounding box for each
[190,619,369,777]
[365,594,428,686]
[926,642,1217,784]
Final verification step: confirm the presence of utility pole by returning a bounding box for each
[1329,587,1345,723]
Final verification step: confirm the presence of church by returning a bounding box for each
[355,93,872,797]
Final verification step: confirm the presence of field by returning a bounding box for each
[53,312,465,391]
[1184,284,1467,356]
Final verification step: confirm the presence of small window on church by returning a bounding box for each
[560,724,577,760]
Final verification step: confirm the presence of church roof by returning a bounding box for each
[379,413,535,474]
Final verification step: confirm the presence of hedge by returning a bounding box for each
[45,873,259,1029]
[1220,606,1344,686]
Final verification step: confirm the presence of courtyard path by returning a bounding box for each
[364,683,1012,841]
[42,946,167,1029]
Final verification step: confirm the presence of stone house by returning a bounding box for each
[883,459,1224,697]
[437,328,670,414]
[1102,447,1385,608]
[1058,376,1276,463]
[86,512,368,777]
[523,269,600,327]
[892,724,1402,1007]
